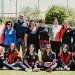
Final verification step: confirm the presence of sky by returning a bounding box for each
[0,0,75,17]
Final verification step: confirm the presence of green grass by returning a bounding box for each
[0,70,75,75]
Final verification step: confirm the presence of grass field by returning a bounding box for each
[0,70,75,75]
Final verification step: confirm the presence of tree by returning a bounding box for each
[20,6,42,21]
[45,5,75,25]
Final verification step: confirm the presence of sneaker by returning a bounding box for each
[46,68,52,72]
[60,67,64,71]
[33,68,40,72]
[55,68,59,71]
[14,67,20,70]
[66,67,70,71]
[25,68,32,72]
[2,67,8,70]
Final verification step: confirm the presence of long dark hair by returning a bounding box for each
[24,44,36,58]
[8,43,17,55]
[42,44,52,61]
[5,21,13,29]
[62,44,69,57]
[29,20,36,27]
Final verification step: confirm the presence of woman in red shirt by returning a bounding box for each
[7,43,30,71]
[58,44,72,70]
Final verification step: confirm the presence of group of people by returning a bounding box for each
[0,15,75,72]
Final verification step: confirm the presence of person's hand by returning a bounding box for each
[29,67,32,69]
[64,65,68,70]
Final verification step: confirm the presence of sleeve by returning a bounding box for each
[24,27,30,34]
[13,23,17,30]
[52,53,56,60]
[58,53,61,59]
[49,25,52,32]
[13,30,16,44]
[14,51,22,62]
[24,53,28,60]
[70,53,72,60]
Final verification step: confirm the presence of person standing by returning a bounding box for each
[50,17,61,58]
[14,14,29,56]
[4,21,16,53]
[71,24,75,52]
[61,20,73,52]
[0,19,5,46]
[24,20,39,53]
[38,20,50,56]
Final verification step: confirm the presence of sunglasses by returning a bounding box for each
[7,24,12,25]
[46,48,51,49]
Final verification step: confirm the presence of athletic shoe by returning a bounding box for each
[25,68,32,72]
[46,68,52,72]
[33,68,40,72]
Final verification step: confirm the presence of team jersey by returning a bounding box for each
[14,20,28,39]
[72,28,75,44]
[25,27,39,45]
[24,52,38,64]
[37,25,49,40]
[42,51,56,62]
[8,50,22,64]
[62,28,73,44]
[4,29,16,45]
[58,51,72,65]
[50,25,62,42]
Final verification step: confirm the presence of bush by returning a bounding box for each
[45,5,74,24]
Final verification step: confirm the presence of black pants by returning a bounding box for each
[16,38,25,56]
[0,58,13,69]
[57,60,74,70]
[50,41,61,58]
[12,61,27,70]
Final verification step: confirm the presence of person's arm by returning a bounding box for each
[24,28,29,48]
[14,50,23,62]
[13,30,16,44]
[0,53,4,58]
[58,53,66,66]
[24,60,32,69]
[67,55,72,66]
[24,33,28,48]
[48,27,50,37]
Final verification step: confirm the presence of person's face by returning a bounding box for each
[30,21,35,28]
[63,21,69,28]
[46,47,51,53]
[7,23,12,29]
[46,45,52,53]
[29,45,34,53]
[10,43,15,51]
[63,45,68,53]
[54,19,58,25]
[40,21,45,27]
[19,15,24,23]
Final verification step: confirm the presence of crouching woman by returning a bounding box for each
[23,44,40,72]
[58,44,72,70]
[7,43,29,71]
[41,44,57,72]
